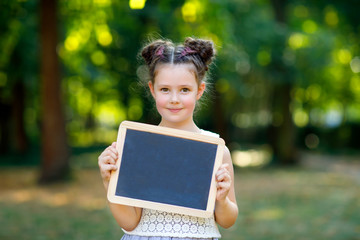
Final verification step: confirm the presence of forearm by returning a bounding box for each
[103,180,142,231]
[98,143,141,230]
[214,197,238,228]
[108,202,142,231]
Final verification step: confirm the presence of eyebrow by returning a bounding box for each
[157,84,193,88]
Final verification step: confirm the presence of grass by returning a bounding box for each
[225,168,360,240]
[0,152,359,240]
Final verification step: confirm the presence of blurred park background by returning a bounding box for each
[0,0,359,239]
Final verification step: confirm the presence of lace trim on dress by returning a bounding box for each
[124,209,221,238]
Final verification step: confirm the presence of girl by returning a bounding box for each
[98,37,238,240]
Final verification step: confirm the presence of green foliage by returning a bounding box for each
[1,0,360,152]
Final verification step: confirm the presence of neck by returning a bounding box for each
[159,119,200,133]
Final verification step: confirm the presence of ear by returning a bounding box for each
[148,81,156,98]
[196,82,206,100]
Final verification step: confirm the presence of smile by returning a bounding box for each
[168,108,182,113]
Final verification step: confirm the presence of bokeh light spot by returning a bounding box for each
[337,49,352,65]
[65,36,80,51]
[182,0,201,22]
[91,50,106,65]
[306,84,321,101]
[302,20,317,34]
[288,33,308,50]
[350,76,360,93]
[257,50,271,66]
[350,57,360,73]
[94,0,111,6]
[129,0,146,9]
[293,109,309,127]
[97,31,112,46]
[325,8,339,27]
[305,133,320,149]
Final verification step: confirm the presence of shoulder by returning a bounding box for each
[200,129,220,138]
[199,130,231,162]
[199,129,232,164]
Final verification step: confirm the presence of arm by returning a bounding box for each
[214,146,238,228]
[98,142,142,231]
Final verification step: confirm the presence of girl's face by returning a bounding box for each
[148,64,205,129]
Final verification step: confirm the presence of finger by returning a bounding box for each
[215,168,227,178]
[216,173,229,182]
[102,156,116,165]
[101,164,118,173]
[98,145,117,160]
[216,163,230,174]
[220,163,230,170]
[217,181,230,189]
[99,155,115,165]
[105,150,118,161]
[102,146,118,159]
[107,146,118,156]
[216,173,223,181]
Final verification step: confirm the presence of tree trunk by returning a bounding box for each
[269,0,298,165]
[269,84,297,165]
[0,98,11,154]
[39,0,70,183]
[12,81,28,153]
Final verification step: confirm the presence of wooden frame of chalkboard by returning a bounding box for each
[107,121,225,218]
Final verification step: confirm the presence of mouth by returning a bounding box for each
[168,108,182,113]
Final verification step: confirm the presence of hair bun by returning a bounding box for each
[184,37,215,65]
[141,40,169,65]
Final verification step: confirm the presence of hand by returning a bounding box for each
[98,142,118,189]
[215,163,232,202]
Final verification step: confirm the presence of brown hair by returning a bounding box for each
[140,37,216,85]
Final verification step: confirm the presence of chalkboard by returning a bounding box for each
[107,121,225,218]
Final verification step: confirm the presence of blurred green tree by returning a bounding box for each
[1,0,360,174]
[0,0,38,154]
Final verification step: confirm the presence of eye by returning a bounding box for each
[181,88,190,93]
[160,88,169,93]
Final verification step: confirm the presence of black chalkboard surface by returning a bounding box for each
[107,121,225,218]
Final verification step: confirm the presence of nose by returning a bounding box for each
[170,92,179,104]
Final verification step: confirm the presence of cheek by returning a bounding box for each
[181,95,197,108]
[154,95,168,108]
